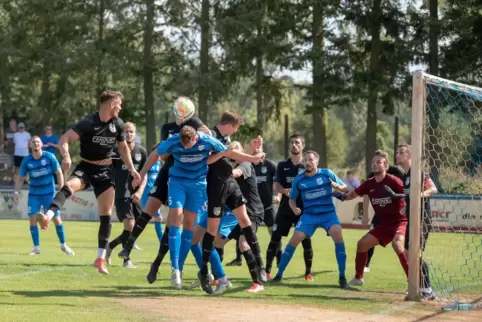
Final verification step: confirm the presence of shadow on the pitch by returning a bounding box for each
[285,293,375,303]
[0,301,77,307]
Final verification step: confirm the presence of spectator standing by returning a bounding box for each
[4,119,17,183]
[13,122,31,181]
[41,125,59,156]
[342,170,360,191]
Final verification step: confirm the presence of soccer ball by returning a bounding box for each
[173,97,195,119]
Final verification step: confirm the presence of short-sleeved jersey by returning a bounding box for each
[276,158,305,213]
[207,126,233,182]
[355,174,407,226]
[71,113,125,161]
[41,134,59,155]
[112,144,147,199]
[254,159,277,208]
[160,117,204,169]
[20,152,60,196]
[403,168,432,225]
[290,168,343,215]
[157,132,227,181]
[235,162,264,218]
[146,160,161,189]
[368,165,404,181]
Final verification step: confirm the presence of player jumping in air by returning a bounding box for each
[363,155,404,273]
[107,122,147,268]
[342,150,409,286]
[36,91,140,275]
[396,144,438,300]
[120,101,209,280]
[14,136,74,256]
[133,126,228,289]
[266,134,314,281]
[203,141,267,294]
[272,151,348,288]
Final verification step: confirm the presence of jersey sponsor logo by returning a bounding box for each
[261,166,267,174]
[304,188,327,200]
[135,153,141,162]
[256,176,267,183]
[371,197,393,206]
[213,207,221,216]
[109,123,116,133]
[92,136,116,145]
[31,168,49,178]
[179,154,204,163]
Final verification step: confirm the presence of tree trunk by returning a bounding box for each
[198,0,210,121]
[427,0,442,190]
[96,0,105,109]
[144,0,156,149]
[312,1,327,167]
[256,1,267,128]
[365,0,382,176]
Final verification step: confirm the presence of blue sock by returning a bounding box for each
[335,242,347,278]
[55,224,66,244]
[30,225,39,247]
[190,243,203,269]
[277,244,296,278]
[210,248,225,279]
[168,226,181,270]
[179,229,194,272]
[154,221,163,242]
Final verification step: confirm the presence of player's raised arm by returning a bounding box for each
[344,181,367,201]
[58,128,80,173]
[422,173,438,198]
[327,169,349,193]
[233,162,251,179]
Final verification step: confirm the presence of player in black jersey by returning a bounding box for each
[396,144,438,300]
[107,122,147,269]
[198,112,267,294]
[36,91,140,275]
[119,103,210,274]
[265,134,314,280]
[363,151,405,272]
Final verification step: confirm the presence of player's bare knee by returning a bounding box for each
[213,236,227,249]
[238,237,250,252]
[289,231,304,247]
[29,216,37,226]
[329,225,344,243]
[124,219,134,231]
[52,216,62,226]
[392,239,404,254]
[144,198,161,217]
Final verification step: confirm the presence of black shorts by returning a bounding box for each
[273,209,300,237]
[228,216,262,241]
[14,155,24,167]
[115,198,142,221]
[71,161,115,198]
[207,178,246,219]
[263,206,276,227]
[148,167,169,205]
[404,218,432,251]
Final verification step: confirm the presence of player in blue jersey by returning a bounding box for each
[141,145,162,242]
[127,126,227,289]
[272,150,349,288]
[13,136,75,256]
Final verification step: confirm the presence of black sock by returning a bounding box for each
[153,228,170,266]
[366,247,375,267]
[235,241,242,261]
[201,232,215,274]
[301,238,313,275]
[421,259,431,289]
[109,229,131,250]
[276,240,283,266]
[266,234,282,274]
[242,225,264,268]
[215,247,224,262]
[49,186,72,212]
[98,216,112,250]
[242,249,259,283]
[124,212,152,251]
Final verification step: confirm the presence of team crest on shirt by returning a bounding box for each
[198,145,204,151]
[261,166,267,174]
[213,207,221,217]
[298,168,304,174]
[150,186,157,194]
[316,177,323,185]
[405,177,410,186]
[40,159,47,166]
[109,123,116,133]
[135,153,141,162]
[75,170,84,177]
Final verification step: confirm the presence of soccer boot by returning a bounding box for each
[170,268,182,290]
[226,258,242,266]
[147,263,160,284]
[197,271,214,294]
[189,272,214,289]
[29,247,40,256]
[256,266,268,283]
[61,245,75,256]
[133,243,143,250]
[245,282,264,293]
[93,258,109,275]
[212,279,233,296]
[36,212,50,230]
[118,247,131,260]
[348,277,364,286]
[305,274,314,281]
[270,275,282,283]
[364,266,371,273]
[123,260,136,268]
[105,244,112,265]
[339,276,348,289]
[420,288,436,301]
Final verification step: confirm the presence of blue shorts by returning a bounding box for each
[167,178,207,214]
[28,194,59,217]
[196,210,238,239]
[141,189,161,217]
[295,212,340,237]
